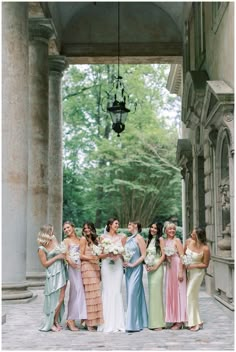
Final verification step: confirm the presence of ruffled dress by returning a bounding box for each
[38,246,68,331]
[81,243,104,326]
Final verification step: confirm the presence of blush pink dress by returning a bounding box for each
[164,238,187,323]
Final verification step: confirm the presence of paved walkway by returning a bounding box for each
[2,271,234,351]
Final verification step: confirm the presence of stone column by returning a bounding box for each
[2,3,33,301]
[48,56,68,239]
[26,19,53,286]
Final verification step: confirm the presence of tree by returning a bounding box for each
[62,64,182,227]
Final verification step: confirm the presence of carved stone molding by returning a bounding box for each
[182,70,209,128]
[176,138,192,166]
[48,55,68,76]
[29,18,55,43]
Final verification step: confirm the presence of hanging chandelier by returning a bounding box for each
[105,2,131,137]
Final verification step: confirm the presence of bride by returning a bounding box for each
[97,218,126,332]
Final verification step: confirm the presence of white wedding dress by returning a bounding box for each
[97,234,125,332]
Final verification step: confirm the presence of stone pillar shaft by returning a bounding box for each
[26,20,53,284]
[2,2,33,300]
[48,56,68,239]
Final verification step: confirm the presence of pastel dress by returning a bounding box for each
[164,238,187,323]
[186,247,205,327]
[147,238,165,329]
[38,246,68,331]
[81,242,104,327]
[125,234,148,332]
[97,234,125,332]
[67,244,87,321]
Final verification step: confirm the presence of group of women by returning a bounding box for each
[37,218,210,333]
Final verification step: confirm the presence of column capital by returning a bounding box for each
[29,18,54,43]
[48,55,68,75]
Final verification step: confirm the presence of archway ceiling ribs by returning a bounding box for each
[39,2,184,64]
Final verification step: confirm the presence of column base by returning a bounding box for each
[26,271,45,288]
[2,282,34,302]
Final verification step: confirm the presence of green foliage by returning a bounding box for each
[62,64,182,228]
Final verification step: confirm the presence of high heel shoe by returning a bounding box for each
[66,320,79,331]
[199,322,204,329]
[190,324,200,332]
[171,322,183,330]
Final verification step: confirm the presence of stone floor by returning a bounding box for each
[2,271,234,351]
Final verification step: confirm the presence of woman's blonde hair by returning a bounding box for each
[164,222,176,232]
[37,224,55,246]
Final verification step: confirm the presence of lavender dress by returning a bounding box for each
[67,244,87,320]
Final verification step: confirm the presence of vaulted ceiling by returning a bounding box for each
[29,2,187,64]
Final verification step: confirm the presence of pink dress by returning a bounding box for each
[164,238,187,323]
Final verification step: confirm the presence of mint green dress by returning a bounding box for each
[147,239,165,329]
[38,246,68,331]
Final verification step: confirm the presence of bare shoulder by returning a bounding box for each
[80,236,86,244]
[159,236,165,243]
[119,233,127,239]
[175,237,182,244]
[203,244,210,254]
[185,238,192,245]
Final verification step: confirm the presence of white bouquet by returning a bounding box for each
[101,238,124,264]
[163,245,176,267]
[123,248,135,262]
[163,246,176,257]
[91,243,103,256]
[54,241,67,254]
[145,253,156,267]
[181,253,193,267]
[69,246,80,270]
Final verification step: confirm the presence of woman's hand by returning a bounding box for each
[123,261,134,268]
[178,271,184,282]
[57,253,66,260]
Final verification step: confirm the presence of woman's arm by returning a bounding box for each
[146,237,166,272]
[79,237,96,261]
[175,238,185,281]
[38,249,65,268]
[188,245,211,269]
[125,234,146,268]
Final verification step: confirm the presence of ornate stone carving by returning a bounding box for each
[218,177,231,257]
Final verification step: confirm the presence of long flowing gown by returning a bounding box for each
[97,234,125,332]
[186,247,205,327]
[147,238,165,329]
[81,243,104,327]
[125,234,148,332]
[67,244,87,320]
[165,238,187,323]
[38,246,68,331]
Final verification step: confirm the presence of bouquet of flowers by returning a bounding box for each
[145,246,156,267]
[181,253,193,267]
[54,241,67,254]
[101,238,124,264]
[91,243,103,256]
[163,245,176,267]
[123,248,135,262]
[68,246,80,270]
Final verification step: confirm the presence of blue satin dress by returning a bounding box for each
[125,234,148,332]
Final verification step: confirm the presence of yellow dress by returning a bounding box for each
[186,247,205,327]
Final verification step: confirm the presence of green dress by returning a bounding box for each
[38,246,68,331]
[147,238,165,329]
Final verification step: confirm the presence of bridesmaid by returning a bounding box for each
[37,224,68,332]
[164,223,187,329]
[184,227,210,331]
[146,222,166,330]
[123,221,148,332]
[80,222,104,331]
[63,221,87,331]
